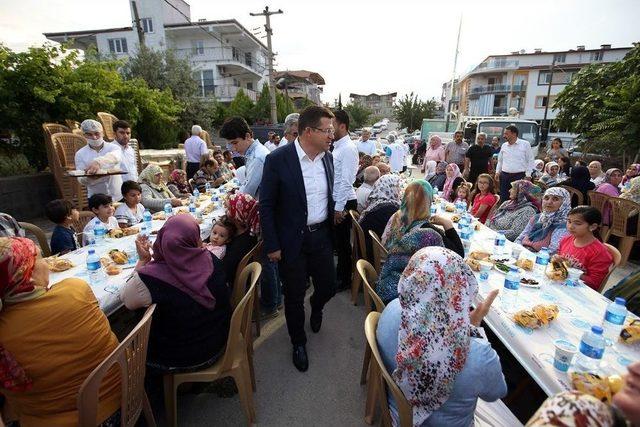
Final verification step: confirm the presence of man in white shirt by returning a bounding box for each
[265,134,284,152]
[358,130,377,156]
[332,110,360,291]
[74,119,123,201]
[282,113,299,145]
[356,166,380,212]
[386,134,407,173]
[495,125,534,202]
[184,125,209,180]
[112,119,138,182]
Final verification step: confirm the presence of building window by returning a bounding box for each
[553,53,566,63]
[245,52,252,67]
[141,18,153,33]
[233,78,240,87]
[246,82,254,91]
[195,70,214,97]
[107,38,128,54]
[538,70,576,85]
[590,51,604,61]
[534,95,557,108]
[232,47,239,61]
[192,40,204,55]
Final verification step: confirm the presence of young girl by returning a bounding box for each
[470,174,498,224]
[556,206,613,291]
[205,217,237,260]
[454,182,472,206]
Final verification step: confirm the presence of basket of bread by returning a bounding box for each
[44,256,74,272]
[513,304,559,329]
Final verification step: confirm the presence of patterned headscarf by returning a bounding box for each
[169,169,191,194]
[442,163,462,201]
[525,391,614,427]
[544,161,559,177]
[526,187,571,243]
[385,180,434,249]
[491,180,541,223]
[0,237,47,391]
[622,163,640,185]
[138,164,172,197]
[225,193,260,236]
[394,247,477,425]
[360,174,402,221]
[620,176,640,204]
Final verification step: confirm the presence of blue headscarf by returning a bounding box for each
[527,187,571,242]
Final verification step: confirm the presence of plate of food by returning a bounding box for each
[546,258,570,281]
[152,211,166,220]
[67,169,126,177]
[520,277,541,288]
[44,256,74,272]
[515,258,534,271]
[512,304,558,328]
[570,372,624,404]
[107,227,139,239]
[445,203,456,213]
[493,262,524,275]
[108,249,129,265]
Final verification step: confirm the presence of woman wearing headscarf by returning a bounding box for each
[552,165,595,204]
[355,154,373,187]
[487,180,541,241]
[532,159,545,181]
[515,187,571,254]
[420,135,446,173]
[525,391,620,427]
[588,161,607,186]
[442,163,465,202]
[0,237,121,426]
[121,215,231,369]
[376,247,506,426]
[377,181,463,304]
[539,161,563,186]
[167,169,192,198]
[221,192,261,287]
[359,174,402,259]
[138,164,183,212]
[622,163,640,187]
[423,160,437,181]
[595,168,624,226]
[427,161,447,191]
[620,176,640,204]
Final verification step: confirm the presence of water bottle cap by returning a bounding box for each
[614,297,626,305]
[541,247,549,251]
[88,249,95,254]
[591,325,603,335]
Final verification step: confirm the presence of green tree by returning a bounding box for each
[227,89,256,122]
[253,83,271,122]
[276,92,295,123]
[392,93,438,132]
[344,103,372,129]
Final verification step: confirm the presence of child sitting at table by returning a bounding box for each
[45,199,80,255]
[454,182,472,207]
[82,193,120,245]
[556,206,613,291]
[115,180,145,228]
[204,216,236,260]
[470,174,498,224]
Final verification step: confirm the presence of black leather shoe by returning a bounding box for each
[310,311,323,333]
[292,345,308,372]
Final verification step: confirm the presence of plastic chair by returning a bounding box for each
[604,197,640,266]
[97,112,118,141]
[77,304,157,427]
[364,312,413,427]
[18,222,51,257]
[349,210,368,306]
[368,230,388,274]
[73,211,96,246]
[485,194,501,220]
[599,244,622,293]
[231,241,263,337]
[588,190,612,237]
[559,185,584,207]
[163,263,261,427]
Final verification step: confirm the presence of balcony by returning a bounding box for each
[172,47,265,77]
[468,83,527,98]
[471,59,519,73]
[214,85,258,102]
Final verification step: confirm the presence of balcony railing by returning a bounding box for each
[473,59,519,72]
[469,83,527,96]
[172,47,265,75]
[214,85,258,102]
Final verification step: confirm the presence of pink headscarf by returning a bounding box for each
[429,135,443,149]
[138,215,216,309]
[442,163,462,201]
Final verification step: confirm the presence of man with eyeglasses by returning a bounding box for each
[260,106,336,372]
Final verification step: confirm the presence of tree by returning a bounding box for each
[554,43,640,159]
[253,83,271,122]
[392,92,438,132]
[227,89,255,122]
[344,103,372,129]
[276,92,295,123]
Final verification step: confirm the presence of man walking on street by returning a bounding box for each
[260,106,336,372]
[464,132,494,184]
[445,131,469,171]
[495,125,534,202]
[332,110,359,291]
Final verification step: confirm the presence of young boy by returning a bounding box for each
[45,199,80,255]
[83,193,119,245]
[115,180,145,228]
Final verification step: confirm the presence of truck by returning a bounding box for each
[457,115,541,158]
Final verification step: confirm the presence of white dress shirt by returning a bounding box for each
[358,140,377,156]
[184,135,209,163]
[116,141,138,182]
[356,182,374,212]
[295,140,328,225]
[74,142,123,200]
[496,138,534,177]
[332,135,359,211]
[388,141,407,172]
[265,141,284,152]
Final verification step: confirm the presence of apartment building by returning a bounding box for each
[349,92,397,118]
[44,0,269,103]
[273,70,325,108]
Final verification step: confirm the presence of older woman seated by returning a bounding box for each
[167,169,192,198]
[0,237,120,425]
[552,165,594,203]
[377,247,505,426]
[487,180,541,241]
[515,187,571,254]
[193,159,226,192]
[442,163,465,202]
[427,161,447,191]
[359,174,402,259]
[121,215,231,369]
[538,161,563,186]
[138,164,183,213]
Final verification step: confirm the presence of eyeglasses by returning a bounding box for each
[310,127,334,136]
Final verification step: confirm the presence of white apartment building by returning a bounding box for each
[272,70,325,108]
[454,44,631,122]
[44,0,269,103]
[349,92,397,118]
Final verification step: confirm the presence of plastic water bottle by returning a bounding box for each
[93,220,106,245]
[164,202,173,218]
[193,188,200,199]
[430,204,437,216]
[575,326,606,371]
[602,298,627,343]
[205,181,211,194]
[501,266,521,311]
[189,202,196,218]
[86,249,106,287]
[140,224,149,237]
[535,247,550,276]
[494,232,506,255]
[433,186,439,196]
[143,209,152,230]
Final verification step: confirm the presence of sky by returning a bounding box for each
[1,0,639,105]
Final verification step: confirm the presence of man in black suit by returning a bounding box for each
[259,106,336,372]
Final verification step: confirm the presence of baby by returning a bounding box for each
[205,216,237,260]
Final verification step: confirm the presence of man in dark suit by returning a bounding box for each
[260,106,336,372]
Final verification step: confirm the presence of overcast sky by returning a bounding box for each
[1,0,639,104]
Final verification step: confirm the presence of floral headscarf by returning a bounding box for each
[620,176,640,204]
[360,174,402,221]
[169,169,191,194]
[526,187,571,243]
[139,164,172,197]
[442,163,462,200]
[0,237,47,392]
[491,180,541,223]
[525,391,614,427]
[394,247,477,425]
[384,180,434,249]
[225,193,260,236]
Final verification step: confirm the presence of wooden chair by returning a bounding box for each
[73,211,96,246]
[349,210,368,306]
[604,197,640,266]
[599,244,622,294]
[368,230,388,274]
[231,241,263,337]
[559,185,584,207]
[97,112,118,141]
[588,190,612,238]
[18,222,51,257]
[77,304,157,427]
[364,312,412,427]
[163,263,260,427]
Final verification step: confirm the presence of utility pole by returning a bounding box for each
[251,6,283,124]
[131,1,145,49]
[541,57,556,144]
[445,14,462,132]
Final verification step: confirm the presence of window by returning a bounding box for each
[107,38,128,54]
[535,95,557,108]
[192,40,204,55]
[537,70,576,85]
[141,18,153,33]
[245,52,252,67]
[553,53,566,63]
[195,70,214,97]
[233,78,240,87]
[232,47,239,61]
[246,82,254,91]
[590,51,604,61]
